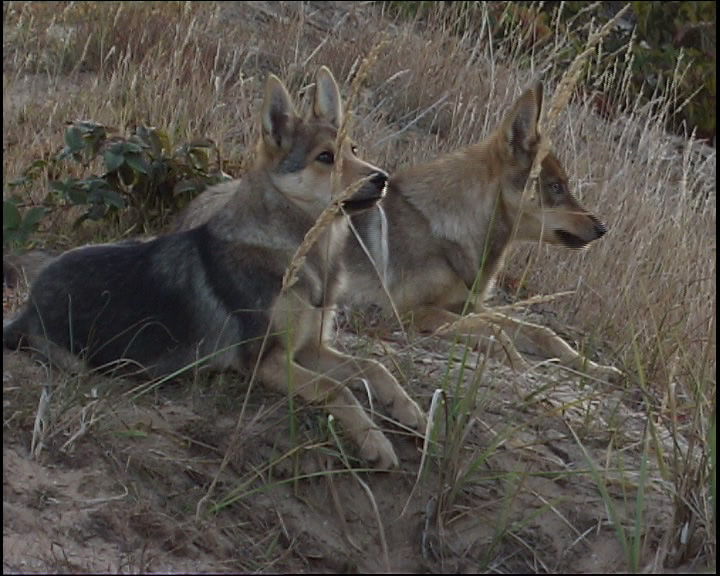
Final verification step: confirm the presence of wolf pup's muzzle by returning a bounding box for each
[556,215,608,249]
[341,171,389,213]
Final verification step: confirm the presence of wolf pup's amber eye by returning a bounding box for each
[316,151,335,164]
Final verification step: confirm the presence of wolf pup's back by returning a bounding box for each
[3,225,278,376]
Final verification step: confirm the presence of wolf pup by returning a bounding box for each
[345,81,621,379]
[3,67,426,469]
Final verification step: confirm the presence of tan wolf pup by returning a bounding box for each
[347,80,621,379]
[3,67,426,469]
[173,80,622,380]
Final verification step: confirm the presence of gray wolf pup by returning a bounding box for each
[3,67,426,469]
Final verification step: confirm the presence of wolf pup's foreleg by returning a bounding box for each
[413,305,532,372]
[257,347,400,469]
[434,308,622,380]
[296,345,427,433]
[482,311,623,380]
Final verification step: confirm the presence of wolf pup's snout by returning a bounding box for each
[342,169,389,213]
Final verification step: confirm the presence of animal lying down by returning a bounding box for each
[3,66,426,470]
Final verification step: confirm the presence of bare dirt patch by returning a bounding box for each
[3,304,676,573]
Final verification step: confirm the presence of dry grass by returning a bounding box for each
[2,1,715,573]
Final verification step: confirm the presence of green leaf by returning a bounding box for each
[149,129,171,158]
[103,150,125,172]
[97,188,126,210]
[50,179,69,195]
[3,227,26,247]
[135,124,152,145]
[3,201,21,230]
[85,178,109,201]
[76,120,104,135]
[67,186,88,205]
[124,139,147,154]
[51,178,83,198]
[22,206,48,229]
[173,180,201,196]
[64,125,84,153]
[188,148,209,172]
[125,154,149,174]
[27,159,49,174]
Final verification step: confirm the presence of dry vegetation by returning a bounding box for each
[2,1,715,574]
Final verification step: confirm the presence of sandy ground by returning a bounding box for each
[3,290,675,573]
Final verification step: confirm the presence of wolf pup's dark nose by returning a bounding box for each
[370,170,389,193]
[591,215,607,238]
[342,170,389,213]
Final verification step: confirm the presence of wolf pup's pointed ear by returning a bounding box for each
[312,66,343,128]
[262,74,298,151]
[501,81,543,156]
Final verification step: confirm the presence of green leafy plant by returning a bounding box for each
[3,198,47,248]
[384,1,716,143]
[631,1,716,141]
[550,1,715,142]
[54,120,230,228]
[4,121,232,248]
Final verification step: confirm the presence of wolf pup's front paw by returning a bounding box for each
[359,428,399,470]
[389,397,427,434]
